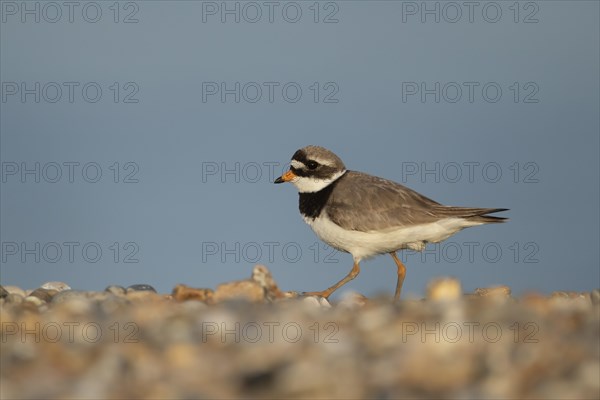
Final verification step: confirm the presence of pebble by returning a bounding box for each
[172,284,214,303]
[40,281,71,292]
[28,288,56,303]
[126,290,163,302]
[551,291,570,299]
[127,284,157,293]
[427,277,462,301]
[302,295,332,308]
[337,291,368,310]
[4,293,24,304]
[105,285,127,296]
[51,290,92,304]
[475,285,512,297]
[23,295,45,307]
[213,280,265,303]
[472,285,513,304]
[251,264,284,301]
[2,285,26,297]
[0,285,8,298]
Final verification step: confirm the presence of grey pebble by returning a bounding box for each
[127,284,157,293]
[28,288,55,303]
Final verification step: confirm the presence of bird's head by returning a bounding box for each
[274,145,346,193]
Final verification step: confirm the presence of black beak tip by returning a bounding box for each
[274,177,284,184]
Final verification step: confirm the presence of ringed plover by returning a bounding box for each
[274,145,508,300]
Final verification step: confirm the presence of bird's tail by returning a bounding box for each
[438,207,509,223]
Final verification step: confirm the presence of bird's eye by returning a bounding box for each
[307,161,319,170]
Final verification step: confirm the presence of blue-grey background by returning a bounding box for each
[1,1,598,298]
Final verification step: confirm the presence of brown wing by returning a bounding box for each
[326,171,507,232]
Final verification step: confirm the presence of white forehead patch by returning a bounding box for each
[290,160,305,169]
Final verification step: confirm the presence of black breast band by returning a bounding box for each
[298,177,342,219]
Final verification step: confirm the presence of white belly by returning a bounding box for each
[304,213,483,261]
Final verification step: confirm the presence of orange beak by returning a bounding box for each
[274,169,296,184]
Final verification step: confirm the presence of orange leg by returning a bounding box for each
[303,261,360,299]
[390,252,407,301]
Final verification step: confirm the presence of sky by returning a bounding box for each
[1,0,599,299]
